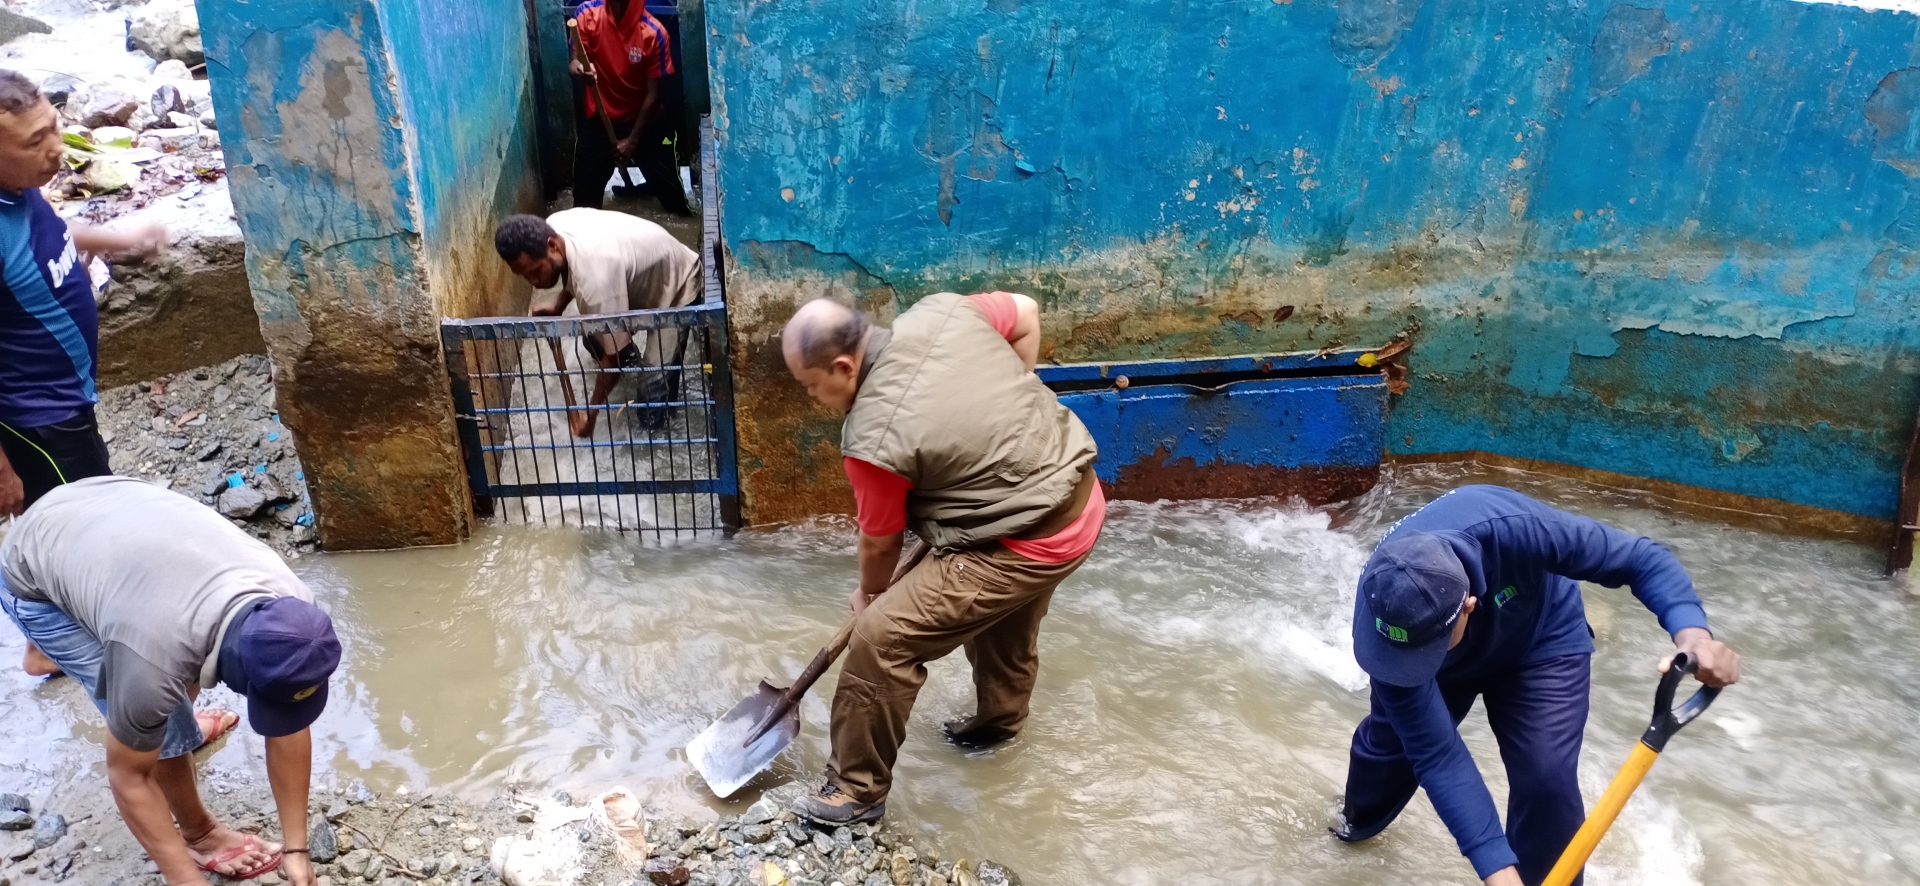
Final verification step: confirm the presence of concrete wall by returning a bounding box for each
[709,0,1920,529]
[199,0,540,549]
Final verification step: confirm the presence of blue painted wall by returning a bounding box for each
[710,0,1920,525]
[199,0,541,548]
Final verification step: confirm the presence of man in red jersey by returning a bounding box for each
[570,0,691,215]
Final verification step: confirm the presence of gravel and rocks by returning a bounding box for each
[0,777,1016,886]
[95,353,315,556]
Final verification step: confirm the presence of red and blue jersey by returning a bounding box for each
[575,0,675,123]
[0,188,98,428]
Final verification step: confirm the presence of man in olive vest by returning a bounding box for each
[781,292,1107,824]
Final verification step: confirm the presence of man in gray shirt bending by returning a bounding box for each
[1,476,340,886]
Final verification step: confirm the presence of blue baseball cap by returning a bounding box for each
[222,597,341,737]
[1351,532,1471,687]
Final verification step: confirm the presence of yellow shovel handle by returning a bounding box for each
[1541,742,1660,886]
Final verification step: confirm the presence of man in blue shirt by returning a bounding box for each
[0,69,165,517]
[1335,485,1741,886]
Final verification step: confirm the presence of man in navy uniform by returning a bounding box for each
[1335,485,1741,886]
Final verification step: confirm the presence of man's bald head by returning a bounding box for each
[783,299,871,369]
[782,299,873,414]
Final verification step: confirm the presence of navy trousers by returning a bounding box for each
[1341,653,1591,886]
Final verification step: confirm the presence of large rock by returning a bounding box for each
[0,811,28,831]
[130,0,202,65]
[0,795,28,814]
[94,181,266,387]
[78,81,141,128]
[0,8,51,48]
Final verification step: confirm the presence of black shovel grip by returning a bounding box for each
[1639,651,1721,753]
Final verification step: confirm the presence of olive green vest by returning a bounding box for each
[841,292,1098,550]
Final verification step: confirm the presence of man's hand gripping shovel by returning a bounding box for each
[1541,651,1723,886]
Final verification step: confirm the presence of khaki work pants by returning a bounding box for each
[827,543,1091,803]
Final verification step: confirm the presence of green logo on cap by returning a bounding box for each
[1375,618,1409,643]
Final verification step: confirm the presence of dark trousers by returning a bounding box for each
[573,112,690,214]
[1342,654,1591,886]
[0,407,113,509]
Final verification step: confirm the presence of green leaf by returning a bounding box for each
[61,132,98,152]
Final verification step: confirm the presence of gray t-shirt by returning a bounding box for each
[0,476,313,751]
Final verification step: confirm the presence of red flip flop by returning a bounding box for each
[194,709,240,749]
[197,834,281,881]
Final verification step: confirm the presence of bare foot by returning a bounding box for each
[21,644,61,678]
[183,825,280,879]
[194,709,239,749]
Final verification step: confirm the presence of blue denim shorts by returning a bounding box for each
[0,572,204,759]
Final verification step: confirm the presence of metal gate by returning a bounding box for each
[442,303,740,534]
[441,118,736,535]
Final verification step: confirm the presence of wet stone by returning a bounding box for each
[973,861,1020,886]
[0,795,28,813]
[832,828,852,851]
[194,442,221,461]
[742,825,772,844]
[741,798,779,826]
[324,800,350,822]
[0,811,28,831]
[809,832,833,856]
[645,856,690,885]
[889,853,912,886]
[30,814,65,848]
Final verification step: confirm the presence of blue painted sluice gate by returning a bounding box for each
[1036,349,1394,505]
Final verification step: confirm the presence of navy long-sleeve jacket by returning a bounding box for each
[1361,485,1711,877]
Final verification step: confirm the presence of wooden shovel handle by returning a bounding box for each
[743,538,931,747]
[787,537,930,702]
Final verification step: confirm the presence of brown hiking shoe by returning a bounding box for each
[790,779,886,825]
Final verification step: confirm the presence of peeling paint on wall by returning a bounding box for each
[202,0,541,549]
[710,0,1920,525]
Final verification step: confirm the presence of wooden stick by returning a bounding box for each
[568,18,636,189]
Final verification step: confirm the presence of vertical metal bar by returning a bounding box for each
[440,323,495,518]
[526,330,556,526]
[707,307,743,529]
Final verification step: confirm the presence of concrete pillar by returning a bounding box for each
[199,0,542,549]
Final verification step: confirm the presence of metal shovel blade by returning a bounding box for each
[687,679,800,798]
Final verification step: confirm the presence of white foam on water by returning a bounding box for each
[1084,499,1373,691]
[490,338,718,531]
[1587,797,1706,886]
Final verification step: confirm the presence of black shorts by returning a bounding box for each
[0,407,113,509]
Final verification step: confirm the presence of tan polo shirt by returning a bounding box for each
[540,208,701,317]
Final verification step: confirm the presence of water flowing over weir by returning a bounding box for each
[4,464,1919,883]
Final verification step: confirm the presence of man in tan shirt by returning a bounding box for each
[493,209,701,436]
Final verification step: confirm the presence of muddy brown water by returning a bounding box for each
[4,462,1918,884]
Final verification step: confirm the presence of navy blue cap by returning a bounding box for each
[1351,532,1471,687]
[225,597,341,737]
